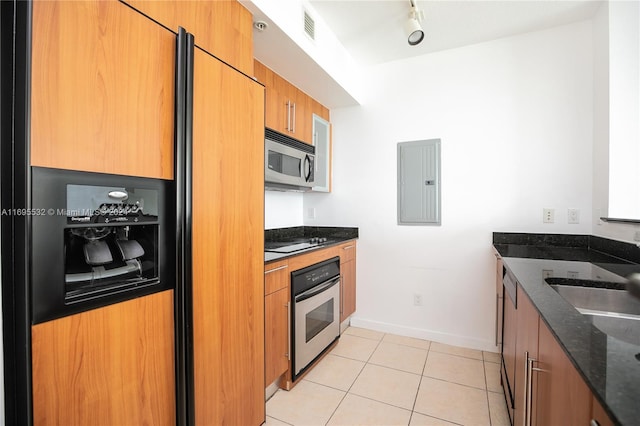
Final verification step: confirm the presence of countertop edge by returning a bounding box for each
[265,237,358,264]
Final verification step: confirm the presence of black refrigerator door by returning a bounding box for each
[175,26,195,426]
[1,1,33,424]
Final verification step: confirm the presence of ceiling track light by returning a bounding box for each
[405,0,425,46]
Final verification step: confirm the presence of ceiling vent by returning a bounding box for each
[303,10,315,41]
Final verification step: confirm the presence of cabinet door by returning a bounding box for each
[123,0,254,75]
[31,0,174,179]
[341,259,356,322]
[191,47,265,425]
[494,252,504,348]
[254,61,284,134]
[592,396,614,426]
[514,288,539,426]
[502,290,517,418]
[265,260,289,295]
[293,88,312,143]
[535,321,591,426]
[31,291,175,425]
[265,287,290,386]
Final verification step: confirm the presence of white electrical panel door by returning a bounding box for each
[397,139,441,225]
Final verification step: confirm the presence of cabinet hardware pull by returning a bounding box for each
[265,265,288,275]
[292,102,296,133]
[343,245,354,250]
[590,420,601,426]
[340,274,344,315]
[525,353,536,426]
[286,100,291,131]
[531,367,547,372]
[496,293,502,346]
[285,301,291,360]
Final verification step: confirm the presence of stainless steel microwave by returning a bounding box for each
[265,128,315,192]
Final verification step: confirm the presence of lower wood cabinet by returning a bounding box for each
[339,243,357,322]
[265,287,290,386]
[31,291,175,426]
[265,260,290,386]
[535,319,592,426]
[265,240,357,390]
[514,287,539,426]
[591,395,615,426]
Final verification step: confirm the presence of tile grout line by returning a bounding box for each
[483,359,495,426]
[322,331,387,425]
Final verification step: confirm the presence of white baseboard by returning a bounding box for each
[349,316,500,353]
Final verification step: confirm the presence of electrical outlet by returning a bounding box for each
[307,207,316,219]
[634,231,640,242]
[543,208,554,224]
[413,293,423,306]
[568,208,579,224]
[567,271,579,279]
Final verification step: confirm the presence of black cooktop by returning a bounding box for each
[265,237,334,254]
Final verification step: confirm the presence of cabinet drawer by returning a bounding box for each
[265,260,289,295]
[287,246,339,272]
[338,241,356,263]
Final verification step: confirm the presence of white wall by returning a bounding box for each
[304,21,595,351]
[265,191,304,229]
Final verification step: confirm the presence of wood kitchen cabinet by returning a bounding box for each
[339,242,357,322]
[494,249,504,348]
[513,287,539,426]
[31,291,175,425]
[254,60,330,145]
[501,271,517,423]
[265,288,290,385]
[535,319,592,426]
[591,396,615,426]
[31,0,175,179]
[270,240,357,390]
[122,0,254,75]
[191,45,265,425]
[265,260,290,386]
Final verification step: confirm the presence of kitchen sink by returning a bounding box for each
[546,278,640,346]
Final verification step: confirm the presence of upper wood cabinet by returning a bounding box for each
[123,0,254,75]
[31,290,175,426]
[31,0,175,178]
[254,60,330,145]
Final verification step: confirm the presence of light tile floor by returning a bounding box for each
[266,327,510,426]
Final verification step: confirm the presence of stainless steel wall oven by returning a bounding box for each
[30,167,175,323]
[291,256,341,381]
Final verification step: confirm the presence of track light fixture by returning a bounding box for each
[405,0,425,46]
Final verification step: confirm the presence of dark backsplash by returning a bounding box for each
[265,226,359,243]
[493,232,640,264]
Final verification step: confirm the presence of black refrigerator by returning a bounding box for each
[1,2,265,424]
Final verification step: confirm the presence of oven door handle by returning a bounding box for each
[295,277,340,303]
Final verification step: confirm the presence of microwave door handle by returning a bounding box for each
[295,277,340,302]
[304,155,312,182]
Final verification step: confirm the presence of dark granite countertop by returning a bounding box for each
[265,226,359,263]
[493,233,640,426]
